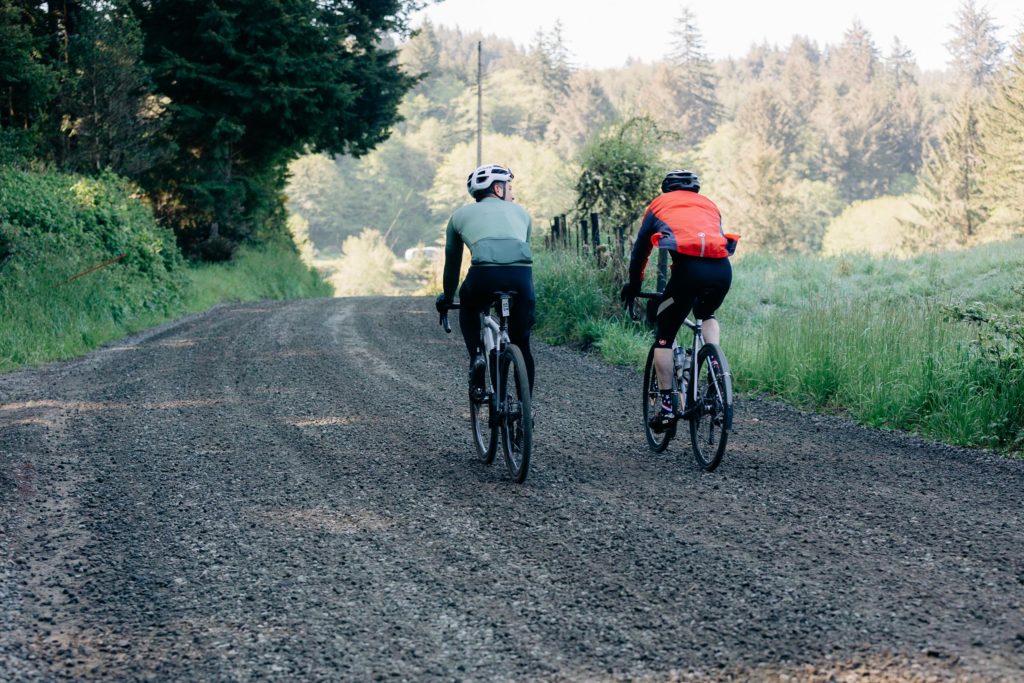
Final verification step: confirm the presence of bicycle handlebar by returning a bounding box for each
[626,291,661,322]
[626,291,698,331]
[439,302,460,334]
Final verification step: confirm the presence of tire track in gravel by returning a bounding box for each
[1,296,1022,681]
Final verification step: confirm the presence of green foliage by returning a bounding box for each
[0,0,59,162]
[532,250,619,346]
[185,245,332,311]
[533,238,1024,454]
[133,0,420,256]
[666,6,720,147]
[947,0,1005,89]
[325,229,397,296]
[431,132,575,226]
[906,92,988,250]
[0,168,185,368]
[822,194,920,257]
[574,118,665,233]
[982,30,1024,228]
[53,1,164,178]
[545,72,616,157]
[0,168,329,371]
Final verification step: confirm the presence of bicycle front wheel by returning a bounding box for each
[689,343,733,471]
[470,353,498,464]
[643,346,674,452]
[498,344,532,483]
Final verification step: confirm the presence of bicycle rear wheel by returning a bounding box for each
[689,343,733,471]
[470,353,498,464]
[643,346,675,452]
[498,344,532,483]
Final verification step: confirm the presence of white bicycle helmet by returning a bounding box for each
[466,164,513,197]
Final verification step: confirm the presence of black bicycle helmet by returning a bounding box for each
[662,169,700,193]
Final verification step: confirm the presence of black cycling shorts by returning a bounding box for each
[653,254,732,348]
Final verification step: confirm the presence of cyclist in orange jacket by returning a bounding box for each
[621,170,739,431]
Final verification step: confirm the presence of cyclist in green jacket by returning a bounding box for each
[435,164,536,395]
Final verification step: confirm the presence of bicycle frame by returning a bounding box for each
[479,303,511,418]
[441,293,514,421]
[634,294,727,417]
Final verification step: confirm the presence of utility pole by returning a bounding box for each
[476,40,482,166]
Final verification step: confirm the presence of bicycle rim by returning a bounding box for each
[499,345,532,483]
[689,344,732,471]
[643,346,674,452]
[470,364,497,464]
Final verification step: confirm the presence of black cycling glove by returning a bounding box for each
[435,293,450,313]
[619,282,638,303]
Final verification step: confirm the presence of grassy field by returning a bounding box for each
[533,241,1024,454]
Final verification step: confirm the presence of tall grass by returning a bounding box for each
[0,245,331,373]
[185,245,332,312]
[534,240,1024,454]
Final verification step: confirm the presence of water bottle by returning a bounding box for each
[483,325,496,354]
[674,346,692,390]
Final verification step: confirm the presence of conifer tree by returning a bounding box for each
[780,36,821,126]
[947,0,1004,90]
[545,72,615,157]
[526,22,571,97]
[132,0,419,257]
[908,92,988,248]
[56,1,162,177]
[666,5,719,147]
[816,22,920,199]
[982,30,1024,224]
[0,1,59,160]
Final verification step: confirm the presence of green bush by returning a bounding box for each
[0,169,186,368]
[0,169,330,372]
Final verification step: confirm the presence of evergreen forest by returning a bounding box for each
[285,2,1024,285]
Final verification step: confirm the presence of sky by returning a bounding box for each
[409,0,1024,72]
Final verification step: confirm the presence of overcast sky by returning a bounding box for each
[410,0,1024,72]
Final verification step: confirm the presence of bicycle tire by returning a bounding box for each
[642,346,675,452]
[470,353,498,464]
[499,344,532,483]
[689,343,733,471]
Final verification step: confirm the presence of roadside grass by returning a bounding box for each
[0,245,331,373]
[186,244,333,312]
[533,240,1024,454]
[1,168,332,373]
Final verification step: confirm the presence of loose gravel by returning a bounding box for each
[1,297,1022,681]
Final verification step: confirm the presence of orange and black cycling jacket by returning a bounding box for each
[628,191,740,284]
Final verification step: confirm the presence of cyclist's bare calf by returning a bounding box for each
[653,318,719,390]
[702,317,720,345]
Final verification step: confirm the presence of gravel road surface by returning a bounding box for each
[2,297,1022,681]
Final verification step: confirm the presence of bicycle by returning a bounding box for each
[628,292,734,471]
[439,292,533,483]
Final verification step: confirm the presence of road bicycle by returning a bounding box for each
[440,292,532,483]
[629,292,734,471]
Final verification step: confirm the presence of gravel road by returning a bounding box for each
[2,297,1022,681]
